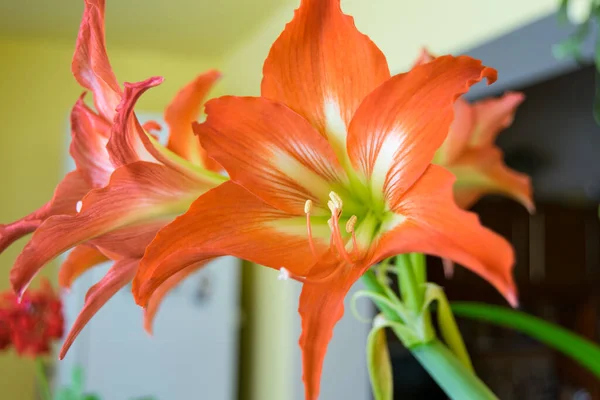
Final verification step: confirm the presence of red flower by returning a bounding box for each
[0,280,64,357]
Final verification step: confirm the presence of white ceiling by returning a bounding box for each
[0,0,294,58]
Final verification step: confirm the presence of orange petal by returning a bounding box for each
[59,244,109,289]
[107,77,162,167]
[0,171,90,253]
[195,96,345,215]
[10,161,205,296]
[59,258,138,359]
[89,221,167,259]
[449,147,534,212]
[470,92,525,147]
[142,120,162,134]
[261,0,390,153]
[109,77,220,185]
[298,258,365,400]
[374,165,517,306]
[144,261,210,335]
[133,181,330,306]
[411,47,436,67]
[436,98,475,165]
[70,94,113,188]
[165,70,222,171]
[72,0,121,120]
[346,55,497,204]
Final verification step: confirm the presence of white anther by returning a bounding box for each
[304,200,313,214]
[328,191,343,209]
[346,215,357,233]
[277,267,290,281]
[327,200,337,214]
[76,201,83,213]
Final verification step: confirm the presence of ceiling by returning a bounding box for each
[0,0,293,58]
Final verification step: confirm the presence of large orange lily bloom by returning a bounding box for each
[416,49,534,211]
[4,0,226,357]
[133,0,516,398]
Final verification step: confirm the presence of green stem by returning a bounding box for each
[35,358,52,400]
[395,255,421,311]
[409,253,426,287]
[410,340,498,400]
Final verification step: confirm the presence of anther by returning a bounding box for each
[345,215,357,233]
[304,200,317,259]
[346,215,359,256]
[327,200,337,214]
[329,191,343,209]
[304,200,313,214]
[76,201,83,213]
[278,267,290,281]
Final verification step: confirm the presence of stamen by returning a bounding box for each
[346,215,359,255]
[329,211,354,265]
[76,201,83,213]
[277,265,345,285]
[304,200,317,259]
[304,200,313,214]
[327,200,337,215]
[345,215,357,233]
[329,191,343,209]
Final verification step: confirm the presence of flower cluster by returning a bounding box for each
[0,280,64,357]
[0,0,535,398]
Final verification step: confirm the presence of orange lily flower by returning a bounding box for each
[416,49,534,278]
[4,0,226,357]
[416,49,534,212]
[133,1,516,398]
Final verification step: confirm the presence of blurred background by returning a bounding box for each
[1,0,598,399]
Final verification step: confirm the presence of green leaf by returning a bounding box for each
[367,316,394,400]
[423,284,473,372]
[410,340,498,400]
[451,302,600,378]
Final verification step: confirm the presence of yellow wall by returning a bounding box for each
[218,1,556,399]
[0,36,221,399]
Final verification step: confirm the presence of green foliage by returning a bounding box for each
[451,302,600,378]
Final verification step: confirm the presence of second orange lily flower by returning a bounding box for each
[3,0,226,358]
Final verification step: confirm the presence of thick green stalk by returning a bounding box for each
[410,340,498,400]
[395,255,421,311]
[35,358,52,400]
[409,253,426,287]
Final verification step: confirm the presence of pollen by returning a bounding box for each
[76,201,83,213]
